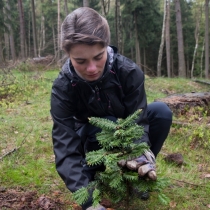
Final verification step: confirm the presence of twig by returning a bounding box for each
[0,148,19,161]
[0,127,33,161]
[172,120,210,128]
[169,178,201,187]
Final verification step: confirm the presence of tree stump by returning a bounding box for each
[155,92,210,116]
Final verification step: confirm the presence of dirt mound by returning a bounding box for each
[0,188,79,210]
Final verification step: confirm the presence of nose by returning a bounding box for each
[86,60,97,72]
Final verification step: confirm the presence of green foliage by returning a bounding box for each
[188,124,210,149]
[72,187,89,205]
[73,109,170,207]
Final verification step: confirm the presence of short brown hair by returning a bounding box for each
[61,7,110,53]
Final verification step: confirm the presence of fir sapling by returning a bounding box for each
[73,109,170,208]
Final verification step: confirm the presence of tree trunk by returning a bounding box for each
[165,0,171,78]
[39,15,45,56]
[134,11,141,69]
[64,0,68,16]
[0,36,4,64]
[205,0,209,79]
[6,1,16,62]
[4,33,9,60]
[200,39,205,77]
[28,10,31,57]
[157,0,167,77]
[175,0,186,77]
[52,24,56,57]
[101,0,110,16]
[191,5,202,78]
[31,0,38,57]
[130,31,134,61]
[17,0,26,60]
[171,54,174,76]
[115,0,122,54]
[57,0,61,61]
[83,0,89,7]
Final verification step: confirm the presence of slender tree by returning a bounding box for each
[0,0,4,63]
[175,0,186,77]
[17,0,26,60]
[157,0,167,77]
[83,0,89,7]
[115,0,122,53]
[191,3,203,78]
[57,0,61,61]
[101,0,110,16]
[64,0,69,16]
[165,0,171,77]
[6,0,16,62]
[134,10,141,69]
[31,0,38,57]
[4,33,9,60]
[205,0,209,78]
[38,0,46,57]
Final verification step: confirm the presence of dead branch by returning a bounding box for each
[0,148,19,161]
[0,127,33,161]
[172,120,210,128]
[170,177,201,187]
[193,79,210,85]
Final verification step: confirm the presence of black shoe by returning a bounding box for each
[140,191,150,200]
[131,187,150,200]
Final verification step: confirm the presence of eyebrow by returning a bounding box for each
[73,50,105,60]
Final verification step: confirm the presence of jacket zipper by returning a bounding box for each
[95,85,101,101]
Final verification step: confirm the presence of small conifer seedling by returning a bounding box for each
[73,109,169,208]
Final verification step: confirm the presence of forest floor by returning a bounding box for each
[0,66,210,210]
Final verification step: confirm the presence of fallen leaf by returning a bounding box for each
[200,173,210,179]
[204,174,210,178]
[169,201,177,208]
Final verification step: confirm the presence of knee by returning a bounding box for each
[148,102,172,121]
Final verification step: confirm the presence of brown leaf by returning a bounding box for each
[169,201,177,208]
[204,174,210,178]
[200,173,210,179]
[37,195,52,209]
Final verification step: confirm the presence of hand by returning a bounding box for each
[118,150,157,181]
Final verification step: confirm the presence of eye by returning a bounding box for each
[76,61,85,64]
[75,60,85,64]
[94,55,103,61]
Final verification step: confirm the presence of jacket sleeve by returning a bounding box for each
[118,57,151,146]
[50,73,89,192]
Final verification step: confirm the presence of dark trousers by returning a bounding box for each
[80,102,172,209]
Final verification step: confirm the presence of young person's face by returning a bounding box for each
[69,44,107,81]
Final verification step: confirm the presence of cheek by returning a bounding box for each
[71,62,84,72]
[99,57,107,67]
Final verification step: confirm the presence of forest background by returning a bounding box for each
[0,0,210,79]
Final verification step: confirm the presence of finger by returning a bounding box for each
[126,156,149,170]
[117,159,127,167]
[148,170,157,181]
[138,163,157,180]
[126,160,138,170]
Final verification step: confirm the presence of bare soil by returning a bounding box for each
[0,188,115,210]
[0,187,81,210]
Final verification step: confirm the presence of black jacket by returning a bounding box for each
[50,46,150,192]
